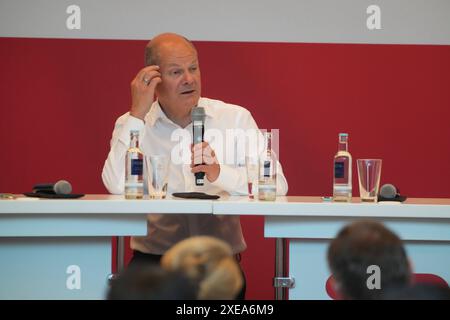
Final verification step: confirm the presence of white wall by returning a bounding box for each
[1,0,450,44]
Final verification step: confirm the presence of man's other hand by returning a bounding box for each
[130,65,162,120]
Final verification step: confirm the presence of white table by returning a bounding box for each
[0,195,211,299]
[1,195,450,299]
[214,196,450,299]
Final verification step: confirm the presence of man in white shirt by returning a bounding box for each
[102,33,288,299]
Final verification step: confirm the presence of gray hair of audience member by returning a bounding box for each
[161,236,243,300]
[327,219,412,300]
[107,263,198,300]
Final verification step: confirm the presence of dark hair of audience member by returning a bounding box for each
[107,262,198,300]
[382,282,450,300]
[327,219,412,300]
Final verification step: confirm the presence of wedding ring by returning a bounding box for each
[143,77,150,85]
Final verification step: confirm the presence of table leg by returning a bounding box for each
[274,238,288,300]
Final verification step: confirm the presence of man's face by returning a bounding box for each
[155,42,201,117]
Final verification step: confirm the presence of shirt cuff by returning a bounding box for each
[211,164,240,193]
[118,114,145,146]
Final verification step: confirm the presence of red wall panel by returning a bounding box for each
[1,38,449,299]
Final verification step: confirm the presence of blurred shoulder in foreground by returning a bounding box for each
[107,262,198,300]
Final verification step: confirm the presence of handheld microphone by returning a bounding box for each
[33,180,72,195]
[191,106,206,186]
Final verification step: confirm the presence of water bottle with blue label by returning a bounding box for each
[125,130,144,199]
[258,132,277,201]
[333,133,352,202]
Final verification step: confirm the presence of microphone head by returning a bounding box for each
[191,106,205,122]
[380,184,397,199]
[54,180,72,194]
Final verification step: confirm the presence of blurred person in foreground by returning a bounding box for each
[327,219,412,300]
[161,236,243,300]
[107,262,197,300]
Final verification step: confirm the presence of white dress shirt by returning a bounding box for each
[102,97,288,254]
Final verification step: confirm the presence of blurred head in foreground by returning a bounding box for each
[327,219,412,299]
[161,236,243,300]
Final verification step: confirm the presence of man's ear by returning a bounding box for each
[331,276,345,300]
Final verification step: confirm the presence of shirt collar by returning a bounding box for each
[197,98,216,119]
[144,97,215,127]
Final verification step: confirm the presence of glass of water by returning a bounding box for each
[147,155,169,199]
[245,156,259,200]
[357,159,382,202]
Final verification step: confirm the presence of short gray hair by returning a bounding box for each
[144,36,196,67]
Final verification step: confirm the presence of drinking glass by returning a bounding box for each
[245,156,259,200]
[147,155,169,199]
[357,159,382,202]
